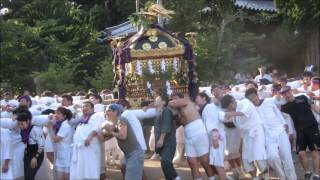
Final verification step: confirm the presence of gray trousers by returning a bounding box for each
[125,148,145,180]
[160,141,178,180]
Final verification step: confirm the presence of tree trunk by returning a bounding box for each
[306,27,320,72]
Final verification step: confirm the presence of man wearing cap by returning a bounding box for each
[116,99,157,179]
[281,86,320,180]
[103,104,145,180]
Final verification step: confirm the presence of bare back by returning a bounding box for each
[169,97,201,126]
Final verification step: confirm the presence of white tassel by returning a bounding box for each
[166,81,173,96]
[160,59,166,72]
[173,57,178,71]
[136,60,142,75]
[148,60,155,74]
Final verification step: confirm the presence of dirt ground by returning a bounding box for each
[106,152,310,180]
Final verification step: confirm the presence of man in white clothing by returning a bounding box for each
[254,66,272,85]
[195,92,226,180]
[224,90,268,179]
[0,128,14,179]
[246,88,297,180]
[70,101,104,180]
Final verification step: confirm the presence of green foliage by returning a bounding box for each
[128,13,150,29]
[0,0,115,94]
[275,0,320,27]
[195,28,266,85]
[1,0,315,94]
[86,58,114,91]
[39,63,79,93]
[163,0,267,85]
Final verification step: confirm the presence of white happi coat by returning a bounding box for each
[257,98,297,180]
[1,118,25,179]
[94,104,105,113]
[0,128,14,179]
[201,103,225,167]
[258,98,287,140]
[234,98,267,163]
[121,108,157,151]
[70,113,104,180]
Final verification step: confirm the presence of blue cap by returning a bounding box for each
[107,104,123,113]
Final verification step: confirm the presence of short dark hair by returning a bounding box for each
[259,78,271,85]
[100,89,112,95]
[16,109,32,122]
[302,71,313,78]
[41,109,55,115]
[89,94,102,103]
[13,106,30,115]
[198,92,211,104]
[272,83,282,92]
[220,95,235,109]
[245,88,258,98]
[211,84,222,90]
[56,107,73,120]
[88,88,98,95]
[160,95,170,106]
[83,101,94,109]
[62,94,73,103]
[41,90,54,97]
[116,99,131,109]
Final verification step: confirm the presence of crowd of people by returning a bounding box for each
[0,66,319,180]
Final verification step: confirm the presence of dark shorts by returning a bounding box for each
[296,125,320,152]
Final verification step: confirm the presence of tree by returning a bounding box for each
[0,0,115,94]
[275,0,320,28]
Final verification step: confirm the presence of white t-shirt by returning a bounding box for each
[94,104,105,113]
[234,98,263,131]
[121,108,157,151]
[254,74,272,84]
[0,99,19,108]
[297,85,312,93]
[257,98,286,137]
[202,103,224,134]
[55,121,74,168]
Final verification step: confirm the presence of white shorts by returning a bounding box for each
[184,119,209,157]
[55,166,70,173]
[176,126,185,143]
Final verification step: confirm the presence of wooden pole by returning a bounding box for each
[136,0,139,13]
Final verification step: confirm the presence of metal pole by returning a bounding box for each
[157,0,163,26]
